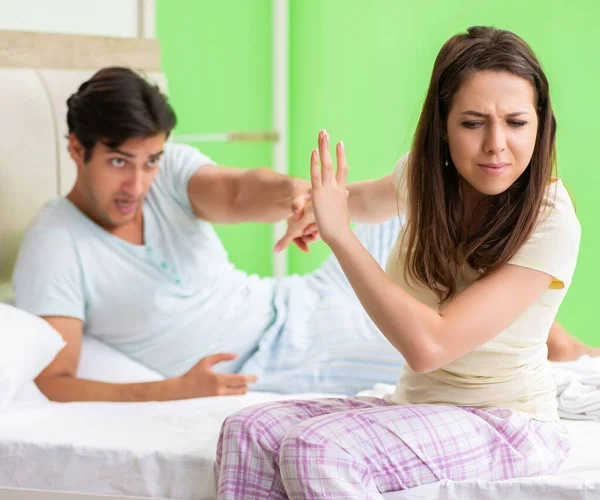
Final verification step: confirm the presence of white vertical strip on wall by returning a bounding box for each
[273,0,289,277]
[138,0,156,39]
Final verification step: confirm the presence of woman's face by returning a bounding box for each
[446,70,539,202]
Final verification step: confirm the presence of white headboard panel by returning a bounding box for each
[37,69,96,195]
[0,68,58,286]
[0,30,164,299]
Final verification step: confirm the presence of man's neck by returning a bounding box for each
[66,189,145,246]
[110,213,145,246]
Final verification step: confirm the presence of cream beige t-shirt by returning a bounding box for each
[385,154,581,421]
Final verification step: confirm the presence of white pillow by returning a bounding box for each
[13,381,49,405]
[0,304,66,410]
[77,336,164,383]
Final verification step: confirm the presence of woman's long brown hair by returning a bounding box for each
[404,26,556,305]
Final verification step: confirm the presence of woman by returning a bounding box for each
[216,26,579,498]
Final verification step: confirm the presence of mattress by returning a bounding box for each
[0,392,599,500]
[0,392,341,499]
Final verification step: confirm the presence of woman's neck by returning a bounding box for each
[461,180,488,232]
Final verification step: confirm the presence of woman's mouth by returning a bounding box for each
[478,163,509,175]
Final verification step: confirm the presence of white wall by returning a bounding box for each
[0,0,140,37]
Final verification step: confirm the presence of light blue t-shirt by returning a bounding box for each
[13,143,277,376]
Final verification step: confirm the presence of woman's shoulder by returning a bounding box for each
[392,152,411,196]
[507,178,581,290]
[541,178,578,224]
[527,177,581,257]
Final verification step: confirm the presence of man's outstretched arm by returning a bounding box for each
[187,164,311,224]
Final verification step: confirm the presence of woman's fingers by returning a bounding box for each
[336,141,347,187]
[314,131,347,188]
[310,149,321,189]
[318,130,334,185]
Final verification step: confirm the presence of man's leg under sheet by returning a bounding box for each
[244,217,406,394]
[308,216,404,297]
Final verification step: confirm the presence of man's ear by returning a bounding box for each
[67,134,85,166]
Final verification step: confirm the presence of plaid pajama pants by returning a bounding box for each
[216,397,570,499]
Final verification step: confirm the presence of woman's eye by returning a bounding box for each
[508,120,527,127]
[110,158,127,168]
[146,158,160,169]
[461,121,484,129]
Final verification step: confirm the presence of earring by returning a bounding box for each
[444,146,449,166]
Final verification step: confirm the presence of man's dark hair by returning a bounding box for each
[66,67,177,161]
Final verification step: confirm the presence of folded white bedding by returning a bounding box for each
[553,355,600,420]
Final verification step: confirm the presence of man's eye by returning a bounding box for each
[110,158,127,168]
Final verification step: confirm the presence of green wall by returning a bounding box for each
[158,0,599,344]
[157,0,274,277]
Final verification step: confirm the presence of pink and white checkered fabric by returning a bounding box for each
[216,397,570,499]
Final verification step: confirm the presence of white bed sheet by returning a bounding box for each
[0,393,598,500]
[0,392,341,500]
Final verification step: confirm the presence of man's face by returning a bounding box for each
[69,134,166,229]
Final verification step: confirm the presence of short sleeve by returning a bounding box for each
[12,228,86,320]
[392,152,410,200]
[157,143,215,212]
[508,181,581,289]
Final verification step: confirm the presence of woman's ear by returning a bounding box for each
[441,123,448,143]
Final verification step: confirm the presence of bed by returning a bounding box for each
[0,29,599,500]
[0,395,598,500]
[1,355,599,500]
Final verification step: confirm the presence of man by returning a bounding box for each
[13,68,596,402]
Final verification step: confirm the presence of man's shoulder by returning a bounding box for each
[14,198,88,319]
[151,143,214,209]
[160,142,214,172]
[26,198,84,241]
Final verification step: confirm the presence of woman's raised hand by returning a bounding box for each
[310,130,351,246]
